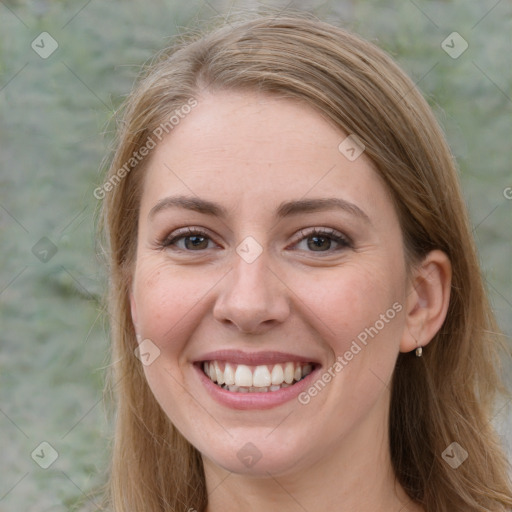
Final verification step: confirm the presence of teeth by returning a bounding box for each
[284,362,294,384]
[271,364,284,385]
[214,361,224,385]
[224,382,292,393]
[224,362,235,386]
[203,360,315,391]
[302,364,312,378]
[209,362,217,382]
[234,364,253,387]
[253,365,272,387]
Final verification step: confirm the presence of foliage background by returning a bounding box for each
[1,0,511,509]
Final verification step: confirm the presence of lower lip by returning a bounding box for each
[193,363,321,410]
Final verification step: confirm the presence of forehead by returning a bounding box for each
[138,90,394,224]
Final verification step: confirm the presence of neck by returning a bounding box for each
[203,391,423,512]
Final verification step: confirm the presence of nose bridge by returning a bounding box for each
[213,239,289,333]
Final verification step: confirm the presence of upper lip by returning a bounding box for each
[194,349,321,366]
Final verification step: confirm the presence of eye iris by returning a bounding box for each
[185,235,208,250]
[308,235,331,251]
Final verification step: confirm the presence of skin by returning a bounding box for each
[129,90,452,512]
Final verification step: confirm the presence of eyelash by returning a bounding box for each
[159,227,353,254]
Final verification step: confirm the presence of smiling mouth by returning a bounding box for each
[201,360,316,393]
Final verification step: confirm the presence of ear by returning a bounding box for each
[400,250,452,353]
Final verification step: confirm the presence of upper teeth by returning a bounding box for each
[203,361,313,388]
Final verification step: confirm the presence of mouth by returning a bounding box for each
[198,360,317,393]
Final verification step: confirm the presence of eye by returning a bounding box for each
[159,227,352,254]
[291,228,352,253]
[160,228,217,251]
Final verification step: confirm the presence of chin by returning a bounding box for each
[206,447,306,477]
[196,426,317,478]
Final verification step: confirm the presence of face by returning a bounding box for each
[129,90,412,477]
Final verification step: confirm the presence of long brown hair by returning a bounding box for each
[95,11,512,512]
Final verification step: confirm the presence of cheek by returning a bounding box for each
[132,263,214,425]
[298,262,402,350]
[291,265,405,433]
[295,261,406,412]
[132,261,219,351]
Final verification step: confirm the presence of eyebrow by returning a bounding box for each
[148,195,371,224]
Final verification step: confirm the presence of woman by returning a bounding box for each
[96,11,512,512]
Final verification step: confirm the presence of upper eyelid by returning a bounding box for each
[296,227,348,240]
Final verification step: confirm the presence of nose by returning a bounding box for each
[212,247,290,334]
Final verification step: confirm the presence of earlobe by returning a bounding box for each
[400,250,452,354]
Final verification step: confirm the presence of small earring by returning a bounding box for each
[415,346,423,357]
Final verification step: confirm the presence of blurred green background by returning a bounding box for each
[1,0,511,510]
